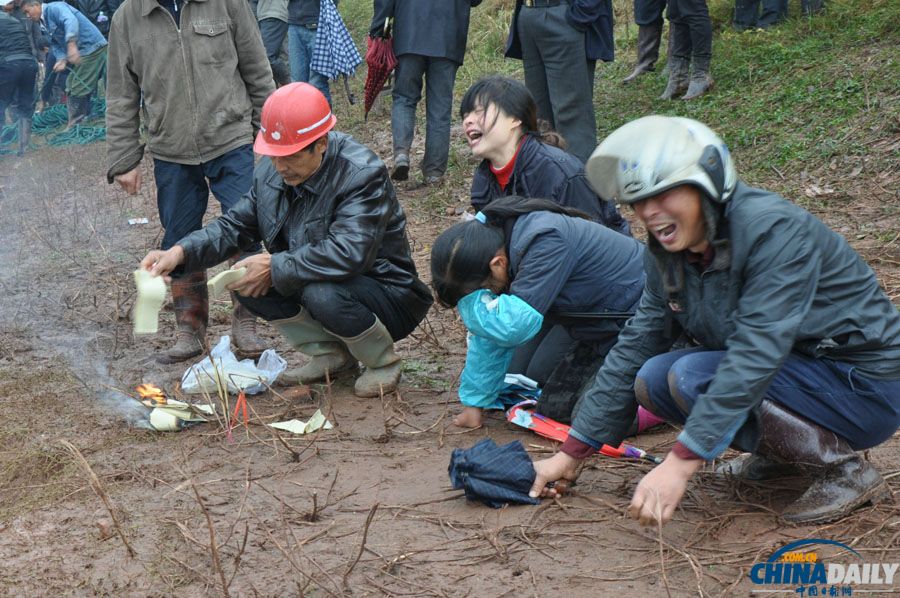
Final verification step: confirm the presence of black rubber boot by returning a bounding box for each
[682,56,714,101]
[716,453,801,481]
[17,118,31,156]
[66,95,91,128]
[231,293,267,360]
[623,22,663,84]
[659,58,690,100]
[753,401,891,525]
[391,151,410,182]
[157,272,209,364]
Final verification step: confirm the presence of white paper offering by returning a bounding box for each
[207,267,247,298]
[133,269,167,335]
[270,410,334,435]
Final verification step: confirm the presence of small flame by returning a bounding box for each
[136,383,166,406]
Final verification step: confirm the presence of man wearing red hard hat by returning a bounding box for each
[140,83,433,397]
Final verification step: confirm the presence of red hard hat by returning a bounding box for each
[254,83,337,157]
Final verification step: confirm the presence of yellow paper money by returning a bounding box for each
[208,267,248,297]
[133,269,167,335]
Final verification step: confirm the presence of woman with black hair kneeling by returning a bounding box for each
[431,196,654,429]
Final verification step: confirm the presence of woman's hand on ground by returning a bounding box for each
[628,451,704,527]
[530,451,579,498]
[229,254,273,298]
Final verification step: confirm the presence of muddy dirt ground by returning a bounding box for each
[0,100,898,597]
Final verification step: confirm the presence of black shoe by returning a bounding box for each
[391,153,410,181]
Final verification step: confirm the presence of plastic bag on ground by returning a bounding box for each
[181,336,287,395]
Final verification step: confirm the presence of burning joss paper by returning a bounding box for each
[136,383,215,431]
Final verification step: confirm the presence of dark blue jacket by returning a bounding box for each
[371,0,482,65]
[471,135,630,236]
[505,0,614,62]
[507,211,645,341]
[0,12,36,62]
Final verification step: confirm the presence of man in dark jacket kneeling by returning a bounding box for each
[139,83,433,397]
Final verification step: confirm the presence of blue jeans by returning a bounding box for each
[153,144,259,255]
[634,0,666,26]
[667,0,713,63]
[517,3,596,163]
[288,24,331,105]
[391,54,459,178]
[259,18,290,84]
[733,0,787,30]
[635,348,900,451]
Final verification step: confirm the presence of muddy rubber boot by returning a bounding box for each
[17,118,31,156]
[391,151,409,182]
[230,293,267,359]
[752,401,891,525]
[157,272,208,364]
[659,58,690,100]
[623,22,663,84]
[716,453,801,481]
[682,56,714,101]
[338,318,402,398]
[270,310,356,384]
[66,95,89,129]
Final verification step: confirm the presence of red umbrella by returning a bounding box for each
[363,35,398,120]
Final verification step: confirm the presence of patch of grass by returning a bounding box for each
[0,434,80,522]
[401,358,453,391]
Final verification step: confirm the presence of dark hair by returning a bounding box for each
[459,76,566,150]
[430,196,589,307]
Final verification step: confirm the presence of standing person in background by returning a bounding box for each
[802,0,823,16]
[3,0,44,60]
[370,0,482,185]
[21,0,107,126]
[287,0,330,104]
[68,0,115,38]
[256,0,291,86]
[0,4,39,155]
[105,0,274,364]
[660,0,713,100]
[504,0,614,164]
[622,0,665,83]
[733,0,786,31]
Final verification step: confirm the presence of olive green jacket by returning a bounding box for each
[105,0,274,180]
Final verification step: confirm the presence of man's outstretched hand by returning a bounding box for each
[529,451,580,499]
[140,245,185,281]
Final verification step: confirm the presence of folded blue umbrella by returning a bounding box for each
[448,439,540,508]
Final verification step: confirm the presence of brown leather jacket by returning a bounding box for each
[105,0,274,180]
